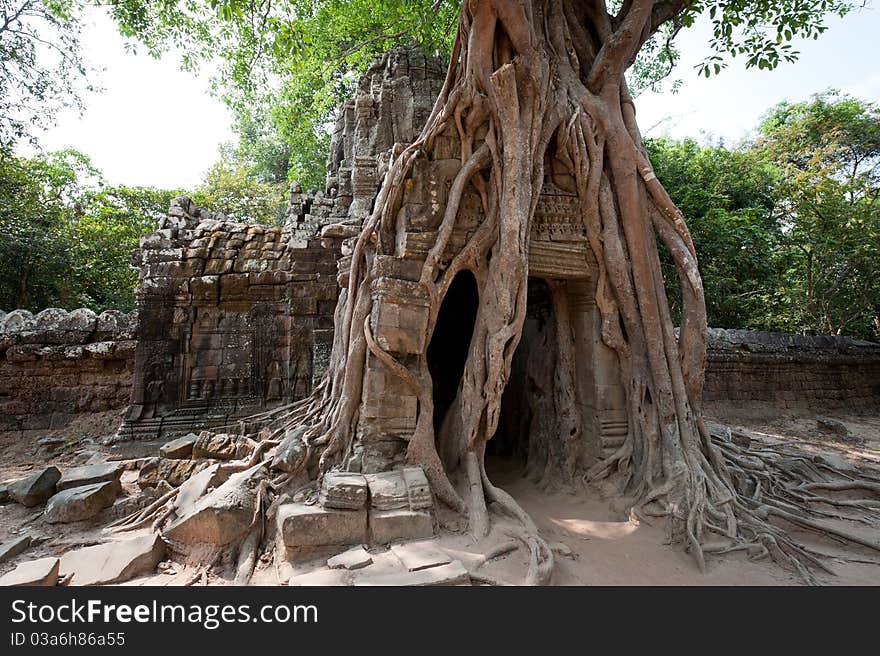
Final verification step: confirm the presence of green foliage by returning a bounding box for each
[102,0,864,187]
[192,154,288,225]
[755,92,880,337]
[106,0,460,187]
[0,149,175,312]
[690,0,857,78]
[0,144,293,313]
[650,92,880,339]
[0,0,96,146]
[647,136,785,330]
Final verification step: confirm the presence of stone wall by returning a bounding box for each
[117,44,447,442]
[703,328,880,413]
[0,308,136,434]
[117,198,344,440]
[2,308,878,438]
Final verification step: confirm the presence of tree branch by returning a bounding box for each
[587,0,655,90]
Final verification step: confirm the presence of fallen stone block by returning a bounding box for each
[354,560,469,586]
[370,510,433,544]
[365,470,408,510]
[365,467,432,511]
[139,458,202,489]
[390,541,451,571]
[270,426,308,473]
[817,417,849,437]
[327,546,373,570]
[44,481,119,523]
[9,467,61,507]
[288,569,351,586]
[402,467,432,510]
[278,503,367,548]
[0,535,32,564]
[173,463,226,514]
[319,472,368,510]
[0,483,10,504]
[159,433,198,459]
[57,462,124,492]
[163,464,265,551]
[59,534,165,586]
[0,557,59,586]
[192,431,254,460]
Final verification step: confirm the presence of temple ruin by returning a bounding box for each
[1,46,879,588]
[115,47,630,478]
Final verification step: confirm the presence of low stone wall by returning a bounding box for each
[703,328,880,412]
[2,310,878,438]
[0,308,137,434]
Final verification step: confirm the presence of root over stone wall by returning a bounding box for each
[2,302,877,438]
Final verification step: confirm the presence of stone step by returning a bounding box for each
[353,560,469,586]
[59,533,165,586]
[390,541,451,572]
[0,557,60,586]
[277,503,367,550]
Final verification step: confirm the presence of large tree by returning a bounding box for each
[255,0,878,584]
[114,1,880,584]
[757,92,880,338]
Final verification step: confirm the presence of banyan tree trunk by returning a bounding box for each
[257,0,861,584]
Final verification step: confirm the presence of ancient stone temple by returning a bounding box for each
[119,45,628,474]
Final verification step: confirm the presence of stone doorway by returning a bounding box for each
[426,270,480,438]
[486,277,556,477]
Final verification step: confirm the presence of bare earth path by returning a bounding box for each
[2,409,879,586]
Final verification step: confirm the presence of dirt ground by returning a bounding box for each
[1,405,879,586]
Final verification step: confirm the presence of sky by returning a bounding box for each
[24,4,880,189]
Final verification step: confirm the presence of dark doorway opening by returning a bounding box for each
[487,277,554,473]
[427,270,479,436]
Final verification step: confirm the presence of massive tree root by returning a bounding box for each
[130,1,880,585]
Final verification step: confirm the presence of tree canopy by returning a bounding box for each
[100,0,861,187]
[0,0,96,147]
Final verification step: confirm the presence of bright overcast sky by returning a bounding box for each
[24,4,880,189]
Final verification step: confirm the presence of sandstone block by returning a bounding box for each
[288,569,350,586]
[9,467,61,507]
[354,560,468,586]
[369,510,434,544]
[277,503,367,548]
[59,534,165,585]
[0,557,59,586]
[163,464,265,550]
[0,535,31,564]
[390,541,451,571]
[44,481,118,523]
[57,462,124,491]
[159,433,198,459]
[319,472,368,510]
[327,546,373,571]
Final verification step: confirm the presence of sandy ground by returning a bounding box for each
[2,406,879,586]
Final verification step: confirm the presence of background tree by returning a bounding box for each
[756,92,880,338]
[646,136,784,330]
[0,0,95,147]
[192,150,288,225]
[0,149,175,311]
